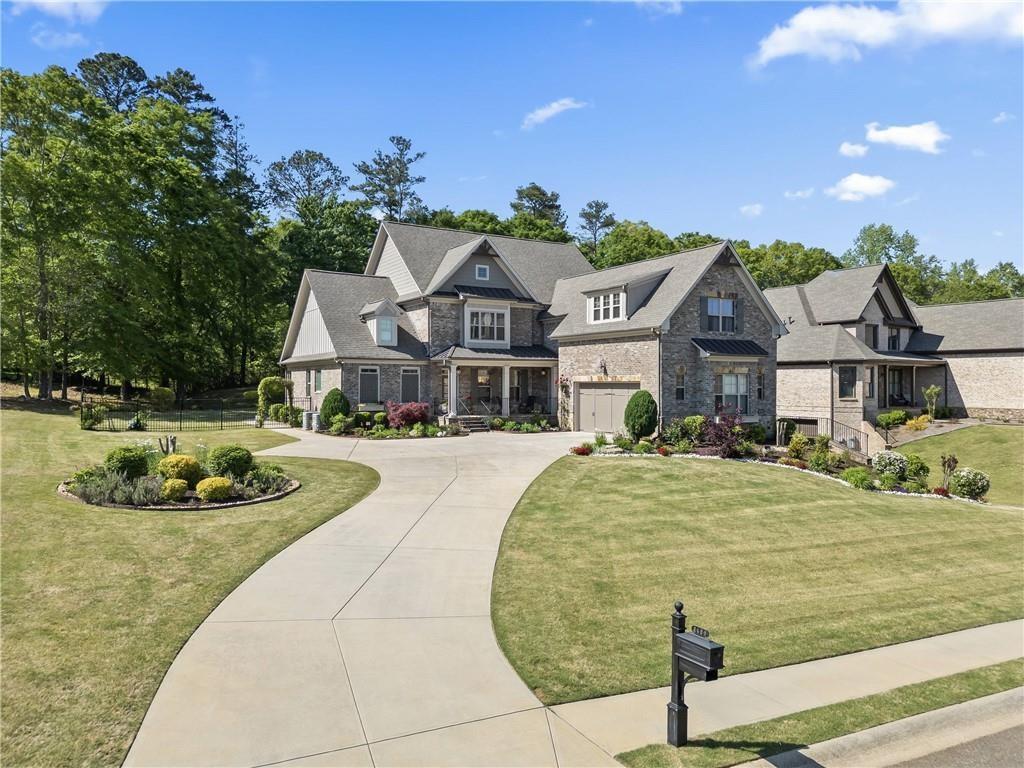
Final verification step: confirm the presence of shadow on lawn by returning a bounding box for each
[682,737,822,767]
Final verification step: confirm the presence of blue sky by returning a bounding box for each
[3,1,1022,269]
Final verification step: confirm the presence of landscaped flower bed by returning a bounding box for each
[488,416,557,433]
[323,398,465,439]
[60,441,298,509]
[569,412,992,503]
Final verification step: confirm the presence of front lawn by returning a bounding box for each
[897,424,1024,507]
[492,456,1024,704]
[1,406,379,767]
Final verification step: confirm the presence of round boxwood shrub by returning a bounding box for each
[161,478,188,502]
[319,388,349,425]
[841,467,874,490]
[149,386,176,411]
[373,411,387,426]
[949,467,990,500]
[157,454,203,488]
[905,454,930,482]
[104,446,149,480]
[196,476,233,502]
[207,445,254,478]
[623,390,658,441]
[872,450,908,479]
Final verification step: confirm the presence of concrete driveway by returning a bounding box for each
[125,429,616,767]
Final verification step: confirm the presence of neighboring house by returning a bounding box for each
[764,265,1024,450]
[279,222,786,434]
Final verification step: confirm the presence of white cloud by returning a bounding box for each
[30,24,87,48]
[582,18,595,28]
[993,111,1015,124]
[739,203,764,217]
[893,193,920,207]
[636,1,684,17]
[865,121,950,153]
[825,173,896,202]
[993,230,1004,237]
[521,97,588,130]
[752,1,1023,68]
[839,141,869,157]
[784,188,814,199]
[12,1,107,24]
[457,175,488,183]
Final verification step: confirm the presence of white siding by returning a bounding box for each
[374,234,419,297]
[293,291,334,357]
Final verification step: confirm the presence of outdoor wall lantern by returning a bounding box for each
[667,600,725,747]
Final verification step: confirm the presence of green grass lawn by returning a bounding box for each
[492,456,1024,704]
[617,659,1024,768]
[897,424,1024,507]
[0,406,379,767]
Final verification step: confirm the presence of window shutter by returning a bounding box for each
[735,299,744,334]
[699,296,709,332]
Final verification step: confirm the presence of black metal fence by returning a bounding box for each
[777,416,868,454]
[78,396,311,432]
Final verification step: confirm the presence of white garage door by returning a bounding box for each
[577,382,640,433]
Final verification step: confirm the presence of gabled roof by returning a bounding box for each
[548,241,785,340]
[905,298,1024,353]
[358,298,403,317]
[785,263,918,325]
[280,270,426,364]
[366,221,593,304]
[452,285,525,301]
[775,323,940,364]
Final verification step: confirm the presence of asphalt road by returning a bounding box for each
[891,725,1024,768]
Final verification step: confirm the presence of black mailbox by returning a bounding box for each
[667,601,726,747]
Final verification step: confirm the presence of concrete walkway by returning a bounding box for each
[553,619,1024,758]
[125,428,615,768]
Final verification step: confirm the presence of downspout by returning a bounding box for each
[829,361,834,427]
[655,327,663,433]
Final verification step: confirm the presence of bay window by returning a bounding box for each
[714,373,748,414]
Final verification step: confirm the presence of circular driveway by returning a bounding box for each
[125,429,616,767]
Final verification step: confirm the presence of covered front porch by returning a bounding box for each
[876,360,945,409]
[445,364,555,418]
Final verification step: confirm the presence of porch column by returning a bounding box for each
[501,365,511,417]
[911,366,916,408]
[448,364,458,416]
[549,365,557,416]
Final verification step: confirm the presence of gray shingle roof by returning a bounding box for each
[380,221,593,304]
[775,323,940,364]
[286,270,426,363]
[547,242,729,339]
[906,298,1024,352]
[800,264,886,323]
[430,344,557,361]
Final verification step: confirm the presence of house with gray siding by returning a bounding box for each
[279,222,785,435]
[764,265,1024,451]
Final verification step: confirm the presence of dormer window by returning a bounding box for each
[475,264,490,281]
[589,292,623,323]
[369,315,397,346]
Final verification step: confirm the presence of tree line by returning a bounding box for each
[3,53,1021,400]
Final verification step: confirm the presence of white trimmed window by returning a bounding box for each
[305,369,312,397]
[589,292,623,323]
[714,373,748,415]
[359,366,380,404]
[400,367,420,403]
[376,316,395,345]
[866,366,876,399]
[708,297,736,332]
[469,309,506,342]
[475,264,490,281]
[314,369,322,393]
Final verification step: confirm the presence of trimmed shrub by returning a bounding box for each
[905,414,930,431]
[905,454,930,482]
[745,422,767,444]
[104,446,149,480]
[933,487,950,497]
[157,455,203,488]
[876,410,909,429]
[662,418,687,445]
[950,467,990,500]
[161,478,188,502]
[491,417,505,430]
[878,473,900,491]
[706,414,744,458]
[208,445,254,478]
[149,386,175,411]
[386,400,429,428]
[873,450,908,480]
[777,457,808,469]
[196,476,233,502]
[268,403,286,423]
[319,388,350,425]
[673,439,694,454]
[633,441,655,454]
[933,405,953,420]
[841,467,874,490]
[410,422,427,437]
[623,390,658,441]
[571,443,594,456]
[426,424,441,437]
[787,432,810,460]
[373,411,387,426]
[808,451,832,474]
[683,415,706,442]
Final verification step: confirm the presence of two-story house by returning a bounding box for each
[764,264,1024,449]
[278,222,786,434]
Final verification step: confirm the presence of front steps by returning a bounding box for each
[451,415,489,433]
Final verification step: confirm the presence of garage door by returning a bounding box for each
[577,382,640,433]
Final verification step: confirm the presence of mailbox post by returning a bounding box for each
[667,600,725,747]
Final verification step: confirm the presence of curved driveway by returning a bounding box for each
[125,429,617,768]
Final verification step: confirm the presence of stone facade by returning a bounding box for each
[404,303,430,343]
[427,300,461,354]
[510,307,540,347]
[338,363,431,410]
[659,263,777,427]
[556,334,660,430]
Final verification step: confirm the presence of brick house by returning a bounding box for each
[764,264,1024,452]
[279,222,786,434]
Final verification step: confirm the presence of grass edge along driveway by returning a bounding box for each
[616,658,1024,768]
[493,455,1024,704]
[1,407,379,767]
